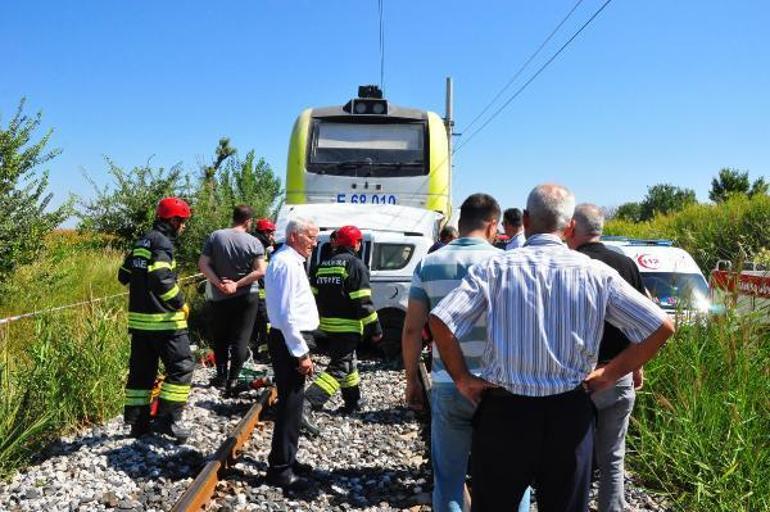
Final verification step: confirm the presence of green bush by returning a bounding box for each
[605,194,770,271]
[629,313,770,511]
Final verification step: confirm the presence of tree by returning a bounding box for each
[613,202,642,222]
[77,158,187,249]
[0,99,72,279]
[709,168,768,202]
[639,183,697,221]
[175,147,282,265]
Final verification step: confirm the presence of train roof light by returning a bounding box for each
[344,98,389,115]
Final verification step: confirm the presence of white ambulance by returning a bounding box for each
[602,238,711,318]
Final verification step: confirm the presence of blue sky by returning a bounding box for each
[2,1,768,220]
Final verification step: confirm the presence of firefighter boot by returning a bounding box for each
[210,365,227,389]
[340,386,365,414]
[300,400,320,438]
[126,405,152,438]
[153,400,191,444]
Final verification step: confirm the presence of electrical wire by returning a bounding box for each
[460,0,586,135]
[454,0,615,154]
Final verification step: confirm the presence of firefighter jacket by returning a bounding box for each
[118,221,187,334]
[311,247,382,339]
[254,232,274,300]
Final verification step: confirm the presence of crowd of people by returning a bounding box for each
[117,182,674,512]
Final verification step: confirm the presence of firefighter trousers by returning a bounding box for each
[251,296,270,360]
[306,334,362,409]
[124,331,195,426]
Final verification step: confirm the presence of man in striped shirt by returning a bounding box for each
[403,193,529,512]
[430,184,675,512]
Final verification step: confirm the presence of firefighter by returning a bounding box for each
[306,225,383,413]
[252,218,276,362]
[118,197,195,443]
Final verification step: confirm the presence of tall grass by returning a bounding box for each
[0,305,129,477]
[0,230,204,478]
[629,312,770,511]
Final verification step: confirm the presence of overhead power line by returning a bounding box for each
[454,0,615,154]
[460,0,586,135]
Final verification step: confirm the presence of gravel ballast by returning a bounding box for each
[0,354,668,511]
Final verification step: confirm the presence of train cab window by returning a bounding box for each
[371,243,414,271]
[308,120,427,177]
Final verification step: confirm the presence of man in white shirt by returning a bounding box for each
[264,217,319,490]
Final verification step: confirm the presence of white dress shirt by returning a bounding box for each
[432,234,667,397]
[264,245,319,357]
[505,231,526,250]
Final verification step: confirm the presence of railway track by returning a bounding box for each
[169,357,433,512]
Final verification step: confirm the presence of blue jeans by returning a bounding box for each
[432,384,531,512]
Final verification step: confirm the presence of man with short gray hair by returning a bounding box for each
[264,217,320,490]
[566,203,646,512]
[429,184,674,511]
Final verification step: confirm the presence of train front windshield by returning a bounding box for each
[308,120,427,177]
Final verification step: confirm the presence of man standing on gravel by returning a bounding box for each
[264,217,319,491]
[566,203,647,512]
[402,193,530,512]
[118,197,195,443]
[198,205,266,395]
[430,184,674,512]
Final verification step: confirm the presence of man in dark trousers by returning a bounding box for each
[430,184,674,512]
[264,217,320,490]
[306,225,383,413]
[118,197,195,443]
[198,205,266,395]
[566,203,647,512]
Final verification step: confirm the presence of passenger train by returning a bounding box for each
[284,85,451,220]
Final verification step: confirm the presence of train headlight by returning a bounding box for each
[372,102,386,114]
[354,102,368,114]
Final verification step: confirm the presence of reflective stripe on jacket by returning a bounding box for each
[118,221,187,334]
[311,247,382,338]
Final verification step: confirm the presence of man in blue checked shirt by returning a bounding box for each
[430,184,675,512]
[403,193,530,512]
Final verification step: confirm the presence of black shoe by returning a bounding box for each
[152,419,191,443]
[339,398,367,414]
[209,374,226,389]
[266,471,311,491]
[224,380,249,398]
[292,461,313,475]
[300,413,320,438]
[129,422,151,438]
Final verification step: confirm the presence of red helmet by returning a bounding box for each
[156,197,192,220]
[335,225,363,248]
[256,218,276,232]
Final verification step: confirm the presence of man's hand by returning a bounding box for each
[405,377,425,411]
[297,354,314,376]
[633,367,644,390]
[584,366,618,394]
[371,333,383,343]
[456,374,497,407]
[219,279,237,295]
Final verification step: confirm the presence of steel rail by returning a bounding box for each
[170,386,277,512]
